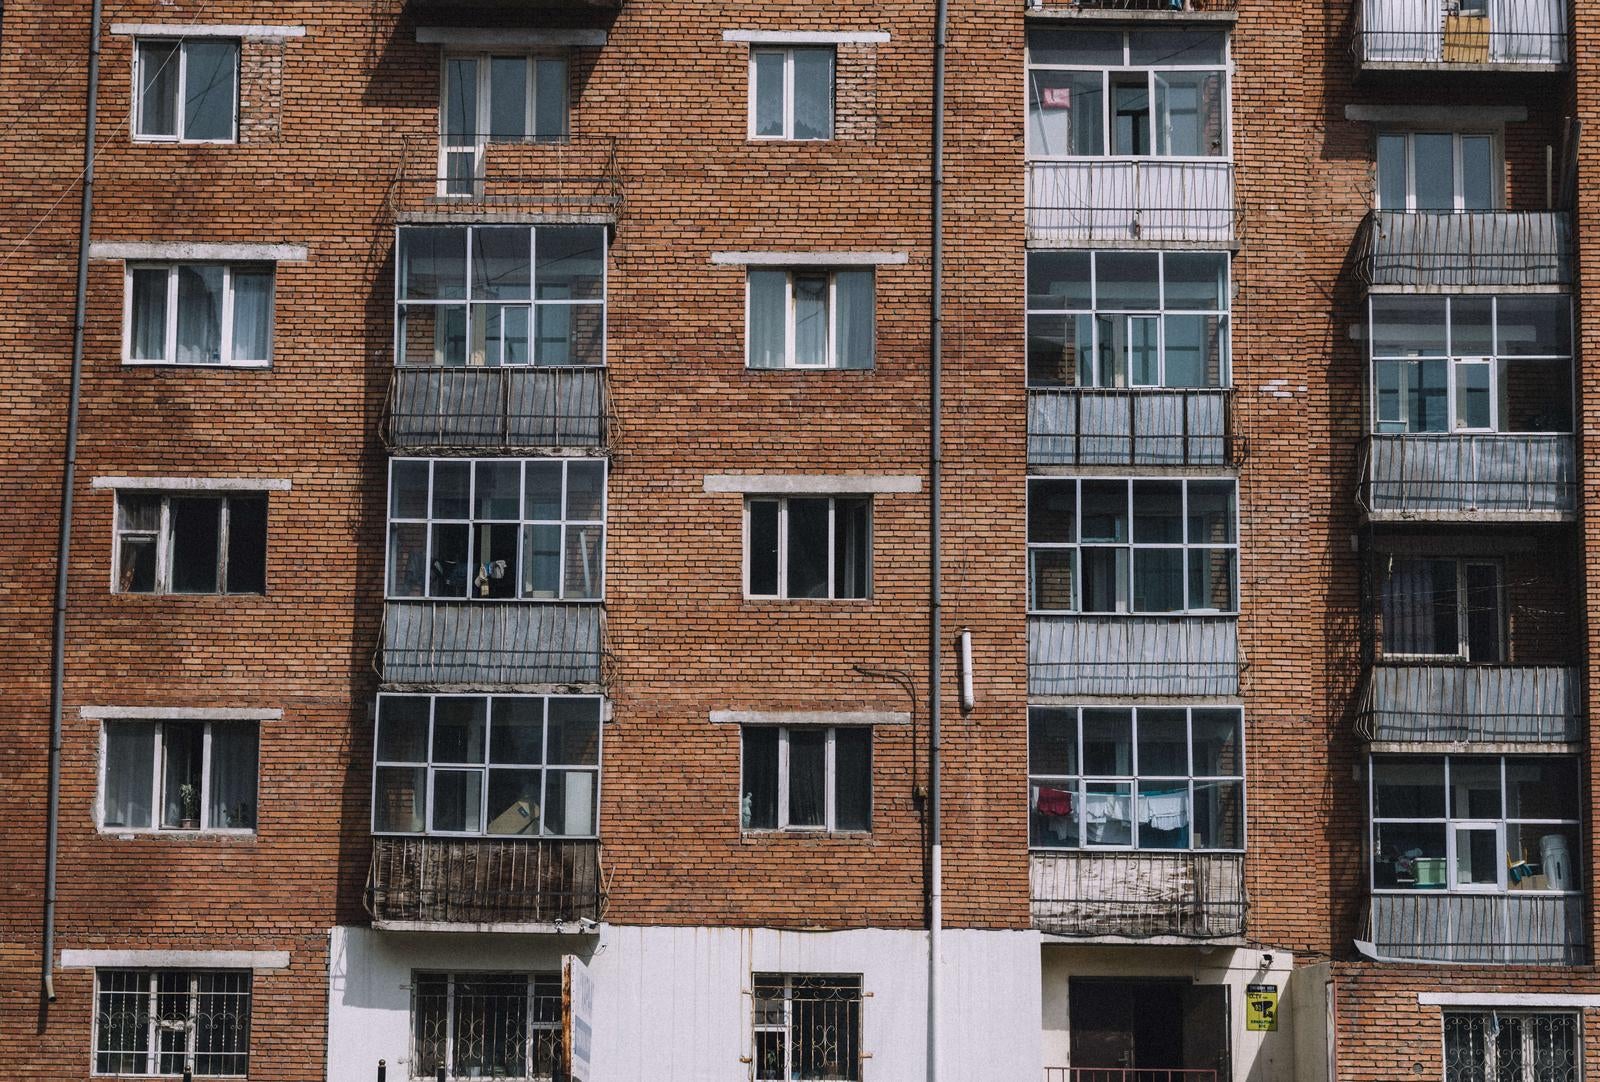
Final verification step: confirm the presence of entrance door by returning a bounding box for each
[1069,978,1231,1078]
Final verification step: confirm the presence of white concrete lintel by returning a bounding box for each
[80,706,283,721]
[711,251,909,266]
[704,474,922,495]
[722,30,890,44]
[1419,992,1600,1008]
[92,476,291,492]
[60,949,290,970]
[417,27,607,48]
[710,710,911,727]
[1345,104,1528,126]
[90,242,309,262]
[110,23,306,39]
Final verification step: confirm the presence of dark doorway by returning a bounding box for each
[1068,978,1230,1080]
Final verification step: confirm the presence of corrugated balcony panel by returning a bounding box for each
[1031,852,1245,938]
[1358,211,1571,290]
[1355,0,1569,68]
[384,367,607,451]
[381,601,603,686]
[1361,434,1576,520]
[368,837,603,926]
[1027,161,1235,246]
[1361,665,1580,744]
[1028,615,1238,697]
[1368,893,1584,964]
[1028,388,1233,468]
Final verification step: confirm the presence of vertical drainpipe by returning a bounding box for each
[44,0,104,1003]
[927,0,948,1072]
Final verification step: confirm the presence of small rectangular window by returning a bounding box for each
[746,268,874,370]
[101,720,258,833]
[94,969,251,1076]
[752,974,862,1081]
[125,263,274,366]
[113,492,269,596]
[134,39,239,143]
[749,47,834,140]
[741,726,871,833]
[745,497,871,599]
[412,972,561,1081]
[1374,130,1500,212]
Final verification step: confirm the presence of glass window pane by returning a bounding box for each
[103,723,155,829]
[486,769,540,835]
[1029,549,1075,611]
[786,498,830,598]
[1162,314,1220,388]
[1154,71,1223,156]
[791,48,834,140]
[160,722,203,828]
[136,41,179,137]
[1129,29,1225,65]
[1460,136,1494,211]
[792,273,829,366]
[1187,548,1235,611]
[489,698,544,765]
[1454,825,1500,887]
[1187,483,1236,543]
[1163,252,1227,311]
[1137,709,1188,776]
[1374,821,1447,889]
[444,58,477,142]
[474,461,521,519]
[752,50,785,137]
[833,497,870,599]
[748,499,780,596]
[1450,296,1494,355]
[377,697,431,762]
[1373,756,1446,818]
[229,269,273,362]
[1506,757,1579,821]
[224,496,267,594]
[564,524,603,598]
[1192,709,1241,776]
[534,58,568,139]
[488,58,528,141]
[1027,69,1105,157]
[545,769,596,835]
[1111,76,1150,156]
[182,41,236,141]
[399,227,467,301]
[1382,557,1459,655]
[1095,252,1161,311]
[390,460,430,519]
[521,461,562,520]
[1371,296,1448,357]
[547,698,602,765]
[742,727,778,829]
[1132,480,1183,542]
[432,461,471,518]
[1133,549,1184,612]
[834,269,874,369]
[1029,707,1078,775]
[787,729,827,827]
[1028,479,1076,543]
[1138,779,1189,848]
[169,498,221,593]
[1026,314,1076,387]
[431,770,483,832]
[118,536,158,594]
[1412,134,1456,211]
[747,270,787,368]
[1193,779,1242,849]
[207,722,257,829]
[1497,296,1571,357]
[130,268,169,360]
[1028,251,1093,310]
[566,461,605,519]
[1376,133,1407,210]
[1031,779,1080,848]
[432,697,487,764]
[1080,548,1129,612]
[373,766,427,833]
[1512,824,1578,890]
[1082,709,1132,775]
[1080,480,1128,542]
[1085,781,1133,845]
[1455,362,1492,429]
[536,227,604,301]
[833,728,871,831]
[389,523,427,597]
[175,264,224,364]
[1449,758,1503,819]
[1028,28,1124,66]
[471,226,531,300]
[521,524,560,597]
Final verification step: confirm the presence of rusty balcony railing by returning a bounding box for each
[1031,852,1245,939]
[380,601,605,688]
[1358,433,1576,521]
[1364,892,1584,965]
[1045,1069,1219,1082]
[1355,210,1571,291]
[1032,0,1235,13]
[1357,664,1581,744]
[1029,615,1239,698]
[389,134,623,221]
[1027,161,1236,246]
[1354,0,1569,69]
[1028,388,1235,468]
[383,366,609,453]
[367,836,604,926]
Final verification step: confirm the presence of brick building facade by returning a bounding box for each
[0,0,1595,1079]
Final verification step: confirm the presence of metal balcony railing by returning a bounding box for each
[1027,161,1236,246]
[1031,852,1245,939]
[383,366,609,452]
[1357,664,1580,744]
[1034,0,1236,12]
[1046,1071,1219,1082]
[1355,0,1569,68]
[1358,433,1576,520]
[380,601,605,687]
[367,837,604,926]
[1355,211,1571,290]
[389,134,623,221]
[1029,615,1239,697]
[1366,892,1584,964]
[1028,388,1235,468]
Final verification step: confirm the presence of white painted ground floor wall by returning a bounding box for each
[327,924,1044,1082]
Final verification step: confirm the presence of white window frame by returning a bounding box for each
[122,263,274,367]
[1441,1010,1581,1082]
[132,38,241,145]
[1375,130,1502,212]
[743,495,873,600]
[92,968,252,1078]
[747,46,835,141]
[409,971,562,1082]
[112,492,268,595]
[1379,556,1505,662]
[98,719,258,835]
[741,725,871,834]
[437,53,570,196]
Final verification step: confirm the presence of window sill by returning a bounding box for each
[99,829,257,841]
[130,137,239,147]
[113,592,269,600]
[122,361,272,370]
[741,829,874,840]
[1029,846,1245,855]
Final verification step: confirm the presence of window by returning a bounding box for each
[101,720,258,833]
[1376,131,1498,211]
[1027,478,1237,613]
[745,497,871,599]
[1027,29,1228,158]
[1027,250,1229,387]
[412,972,560,1082]
[397,225,605,367]
[749,47,834,140]
[741,727,871,832]
[747,269,874,370]
[125,263,274,366]
[114,492,268,595]
[1029,705,1243,850]
[752,974,862,1082]
[440,54,568,195]
[387,458,605,600]
[1371,755,1580,892]
[373,694,601,837]
[1370,295,1572,434]
[134,39,238,143]
[94,969,250,1077]
[1443,1012,1579,1082]
[1380,556,1503,661]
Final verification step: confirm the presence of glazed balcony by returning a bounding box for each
[1358,434,1576,521]
[1031,852,1245,940]
[382,366,609,453]
[1028,388,1236,468]
[366,837,604,929]
[1029,616,1238,697]
[1354,0,1569,71]
[1358,664,1580,744]
[1027,161,1236,247]
[1356,211,1571,291]
[1364,893,1583,964]
[380,601,604,687]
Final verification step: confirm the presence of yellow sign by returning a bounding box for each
[1246,983,1278,1032]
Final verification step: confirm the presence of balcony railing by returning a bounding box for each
[1031,852,1245,939]
[1028,388,1235,468]
[1359,434,1576,520]
[1032,0,1235,14]
[1358,664,1580,744]
[383,367,609,452]
[1046,1071,1219,1082]
[389,135,623,221]
[1355,211,1571,290]
[1029,615,1238,697]
[1366,892,1584,964]
[1355,0,1569,68]
[367,837,604,926]
[380,601,604,687]
[1027,161,1236,246]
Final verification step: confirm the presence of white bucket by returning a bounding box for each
[1540,834,1572,891]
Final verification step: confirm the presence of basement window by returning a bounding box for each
[745,496,871,599]
[752,974,863,1081]
[747,268,874,369]
[411,972,561,1082]
[101,720,258,833]
[114,492,268,595]
[94,969,251,1076]
[125,263,274,366]
[134,38,239,143]
[741,726,871,833]
[749,46,834,140]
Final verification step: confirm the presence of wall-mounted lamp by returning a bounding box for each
[958,628,975,714]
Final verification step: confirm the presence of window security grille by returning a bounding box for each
[411,973,561,1082]
[752,974,863,1081]
[94,970,251,1077]
[1443,1011,1578,1082]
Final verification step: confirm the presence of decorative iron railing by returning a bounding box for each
[1357,664,1580,744]
[1354,0,1569,67]
[1358,434,1576,519]
[1031,852,1245,939]
[380,601,605,687]
[1366,892,1584,964]
[1029,615,1239,697]
[1045,1070,1220,1082]
[383,366,609,452]
[1027,161,1236,246]
[1355,211,1571,290]
[367,836,604,925]
[1028,388,1235,467]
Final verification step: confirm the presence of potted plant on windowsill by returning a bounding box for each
[177,783,200,830]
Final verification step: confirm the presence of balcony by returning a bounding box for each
[1355,211,1571,291]
[367,837,604,929]
[1029,616,1238,697]
[1046,1071,1218,1082]
[383,367,609,453]
[1364,892,1583,964]
[1359,434,1576,521]
[1358,664,1580,744]
[1027,161,1235,247]
[1031,852,1245,939]
[380,601,604,687]
[1028,0,1236,19]
[1354,0,1569,70]
[389,135,622,223]
[1028,388,1235,468]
